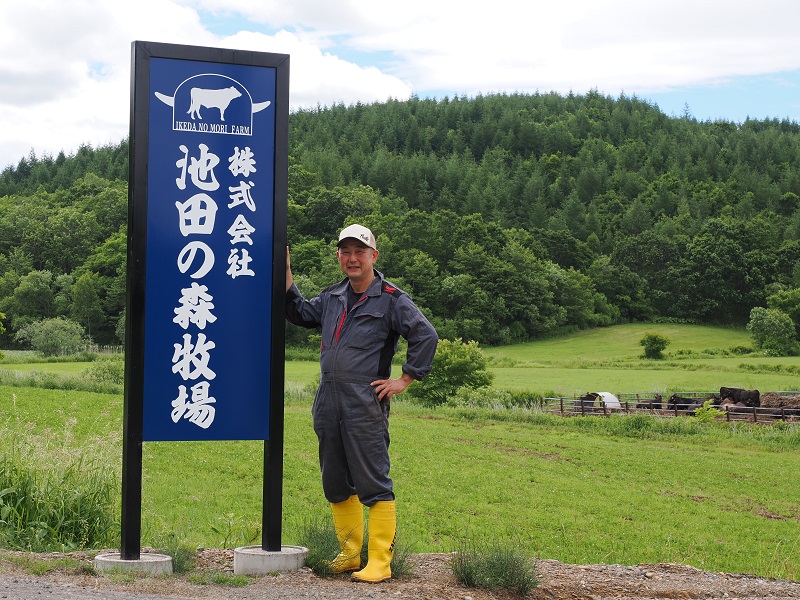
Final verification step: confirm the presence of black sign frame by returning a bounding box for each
[123,40,289,559]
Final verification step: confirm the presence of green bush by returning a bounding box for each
[694,399,726,424]
[284,345,319,361]
[639,332,670,359]
[14,318,89,357]
[406,338,493,407]
[0,413,117,553]
[84,355,124,384]
[446,388,544,410]
[151,531,197,574]
[747,307,800,356]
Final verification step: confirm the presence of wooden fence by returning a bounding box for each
[541,391,800,424]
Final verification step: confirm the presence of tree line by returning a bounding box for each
[3,91,800,350]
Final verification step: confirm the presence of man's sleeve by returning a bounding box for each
[393,295,438,380]
[285,282,323,329]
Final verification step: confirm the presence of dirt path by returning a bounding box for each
[1,550,799,599]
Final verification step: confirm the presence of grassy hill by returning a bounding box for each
[482,323,751,362]
[481,323,800,396]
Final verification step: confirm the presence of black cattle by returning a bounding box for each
[667,394,689,409]
[636,394,662,410]
[667,394,701,413]
[573,392,599,411]
[719,387,760,407]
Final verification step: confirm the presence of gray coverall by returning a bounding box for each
[286,269,438,506]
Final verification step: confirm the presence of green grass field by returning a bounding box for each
[483,323,800,396]
[1,324,799,580]
[483,323,754,361]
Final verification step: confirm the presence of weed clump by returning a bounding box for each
[451,538,539,595]
[0,450,116,551]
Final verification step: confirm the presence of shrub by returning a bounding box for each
[14,318,89,357]
[639,332,670,359]
[406,338,493,407]
[84,355,124,384]
[747,307,800,356]
[694,399,725,424]
[447,387,514,409]
[151,531,197,574]
[446,387,545,411]
[729,345,754,355]
[298,516,340,576]
[0,412,117,553]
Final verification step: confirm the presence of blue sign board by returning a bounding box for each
[122,41,289,557]
[139,54,279,441]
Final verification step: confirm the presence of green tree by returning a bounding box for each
[766,287,800,335]
[53,273,74,316]
[41,206,102,273]
[0,270,56,330]
[15,317,89,356]
[72,272,105,338]
[639,332,670,359]
[586,255,652,321]
[406,338,493,407]
[747,307,799,356]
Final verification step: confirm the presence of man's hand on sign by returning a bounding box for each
[286,246,294,291]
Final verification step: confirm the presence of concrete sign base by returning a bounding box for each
[94,552,173,575]
[234,545,308,575]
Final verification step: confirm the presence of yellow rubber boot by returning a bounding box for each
[325,495,363,574]
[351,500,396,583]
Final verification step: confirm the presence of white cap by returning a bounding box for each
[337,224,377,249]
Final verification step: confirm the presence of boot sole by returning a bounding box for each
[351,575,392,583]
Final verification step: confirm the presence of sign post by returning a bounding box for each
[102,41,291,571]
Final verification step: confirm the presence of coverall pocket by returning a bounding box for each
[351,311,386,337]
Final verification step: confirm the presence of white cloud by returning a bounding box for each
[0,0,413,168]
[2,0,800,169]
[183,0,800,96]
[0,0,215,168]
[216,30,412,108]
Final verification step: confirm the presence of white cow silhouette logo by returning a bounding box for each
[187,86,242,121]
[154,74,271,135]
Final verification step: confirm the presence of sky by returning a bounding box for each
[2,0,800,171]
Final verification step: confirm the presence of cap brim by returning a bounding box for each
[337,237,372,246]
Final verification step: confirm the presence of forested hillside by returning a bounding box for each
[3,91,800,349]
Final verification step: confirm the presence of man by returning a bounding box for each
[285,223,438,583]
